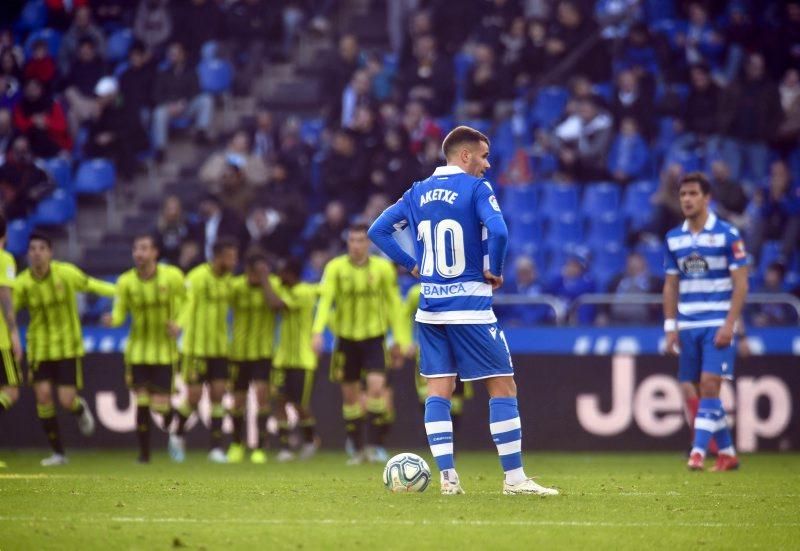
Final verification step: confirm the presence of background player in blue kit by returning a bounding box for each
[369,126,558,496]
[663,173,749,472]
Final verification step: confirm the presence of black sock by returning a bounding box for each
[176,408,190,436]
[345,416,364,451]
[452,413,462,434]
[231,412,244,445]
[39,414,64,455]
[366,412,383,446]
[278,422,290,451]
[301,421,316,444]
[136,405,151,460]
[210,413,223,450]
[257,412,269,449]
[161,407,175,429]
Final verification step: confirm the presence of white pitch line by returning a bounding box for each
[0,516,797,529]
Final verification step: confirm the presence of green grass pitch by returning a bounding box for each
[1,451,798,550]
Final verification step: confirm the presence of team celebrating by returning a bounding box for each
[0,126,746,491]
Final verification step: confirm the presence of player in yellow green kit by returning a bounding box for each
[14,232,116,466]
[404,284,473,432]
[311,223,409,464]
[273,258,320,462]
[102,234,185,463]
[227,250,283,464]
[173,236,238,463]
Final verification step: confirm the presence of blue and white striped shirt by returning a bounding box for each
[664,212,748,330]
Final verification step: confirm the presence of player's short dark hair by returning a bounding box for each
[441,125,490,158]
[0,212,6,240]
[349,222,369,235]
[679,172,711,196]
[29,231,52,249]
[133,232,159,249]
[244,248,269,269]
[281,257,303,279]
[212,236,239,256]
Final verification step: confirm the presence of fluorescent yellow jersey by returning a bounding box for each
[180,263,233,358]
[312,255,409,346]
[274,282,319,370]
[230,274,279,361]
[110,264,185,365]
[14,261,116,363]
[0,250,17,350]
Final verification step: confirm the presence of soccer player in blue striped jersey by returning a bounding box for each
[369,126,559,496]
[663,172,748,472]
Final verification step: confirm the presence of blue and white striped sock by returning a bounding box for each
[489,397,526,485]
[713,404,736,456]
[691,398,721,457]
[425,396,456,479]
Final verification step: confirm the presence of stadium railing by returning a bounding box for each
[492,294,567,325]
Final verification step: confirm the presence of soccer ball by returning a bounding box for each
[382,452,432,493]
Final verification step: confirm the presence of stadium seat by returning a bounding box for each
[42,157,72,193]
[24,28,62,59]
[587,212,625,247]
[508,211,544,244]
[541,182,579,218]
[545,212,582,247]
[17,0,47,32]
[529,86,569,129]
[501,184,539,215]
[6,218,31,256]
[198,59,233,94]
[592,242,628,290]
[300,118,325,148]
[75,159,116,195]
[623,180,657,230]
[635,240,666,277]
[759,241,784,275]
[30,189,76,226]
[106,28,133,62]
[582,182,621,218]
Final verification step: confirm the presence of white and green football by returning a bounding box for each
[382,452,432,493]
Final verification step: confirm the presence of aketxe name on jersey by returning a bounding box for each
[419,189,459,206]
[664,212,748,330]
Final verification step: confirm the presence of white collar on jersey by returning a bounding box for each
[432,165,465,176]
[682,211,717,232]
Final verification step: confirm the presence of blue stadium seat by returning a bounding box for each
[541,182,579,218]
[592,82,613,103]
[6,218,31,256]
[592,243,628,290]
[30,189,76,226]
[508,211,544,243]
[502,184,538,216]
[300,118,325,147]
[198,59,233,94]
[587,212,625,247]
[508,240,546,269]
[106,28,133,62]
[545,212,582,247]
[623,180,656,230]
[24,28,62,59]
[759,241,784,275]
[17,0,47,32]
[75,159,116,195]
[42,157,72,193]
[582,182,621,218]
[529,86,569,129]
[635,240,666,277]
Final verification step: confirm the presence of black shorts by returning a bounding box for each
[127,364,173,394]
[0,349,22,387]
[330,336,386,383]
[230,359,272,391]
[181,356,228,384]
[274,368,315,409]
[30,358,83,389]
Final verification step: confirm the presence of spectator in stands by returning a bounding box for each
[615,23,658,83]
[776,68,800,153]
[766,0,800,78]
[59,5,106,74]
[200,130,268,186]
[118,41,155,128]
[554,96,613,181]
[499,16,528,85]
[361,193,390,225]
[62,37,107,136]
[351,105,382,161]
[748,160,800,266]
[214,157,254,215]
[402,99,442,155]
[86,77,147,181]
[674,1,724,69]
[397,33,454,117]
[602,251,661,325]
[645,162,684,238]
[12,79,71,157]
[364,53,393,103]
[669,63,726,163]
[418,135,443,176]
[321,127,368,214]
[546,248,597,325]
[472,0,521,48]
[547,0,607,82]
[0,108,13,157]
[611,69,654,140]
[252,107,277,163]
[341,69,375,128]
[517,18,551,85]
[463,42,512,120]
[276,117,312,184]
[607,117,650,185]
[751,263,795,326]
[498,255,551,326]
[197,193,247,260]
[723,52,781,184]
[23,40,57,89]
[709,159,748,229]
[155,194,196,266]
[226,0,281,94]
[0,47,23,109]
[369,127,421,201]
[45,0,91,31]
[0,31,24,70]
[171,0,223,63]
[134,0,173,56]
[323,33,361,123]
[0,135,55,219]
[151,42,214,161]
[306,199,347,257]
[93,0,128,29]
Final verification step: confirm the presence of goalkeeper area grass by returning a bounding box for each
[1,451,798,550]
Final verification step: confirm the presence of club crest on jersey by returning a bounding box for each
[419,189,459,206]
[680,252,709,276]
[489,327,497,340]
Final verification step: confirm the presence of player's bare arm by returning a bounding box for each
[663,273,679,355]
[714,267,748,348]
